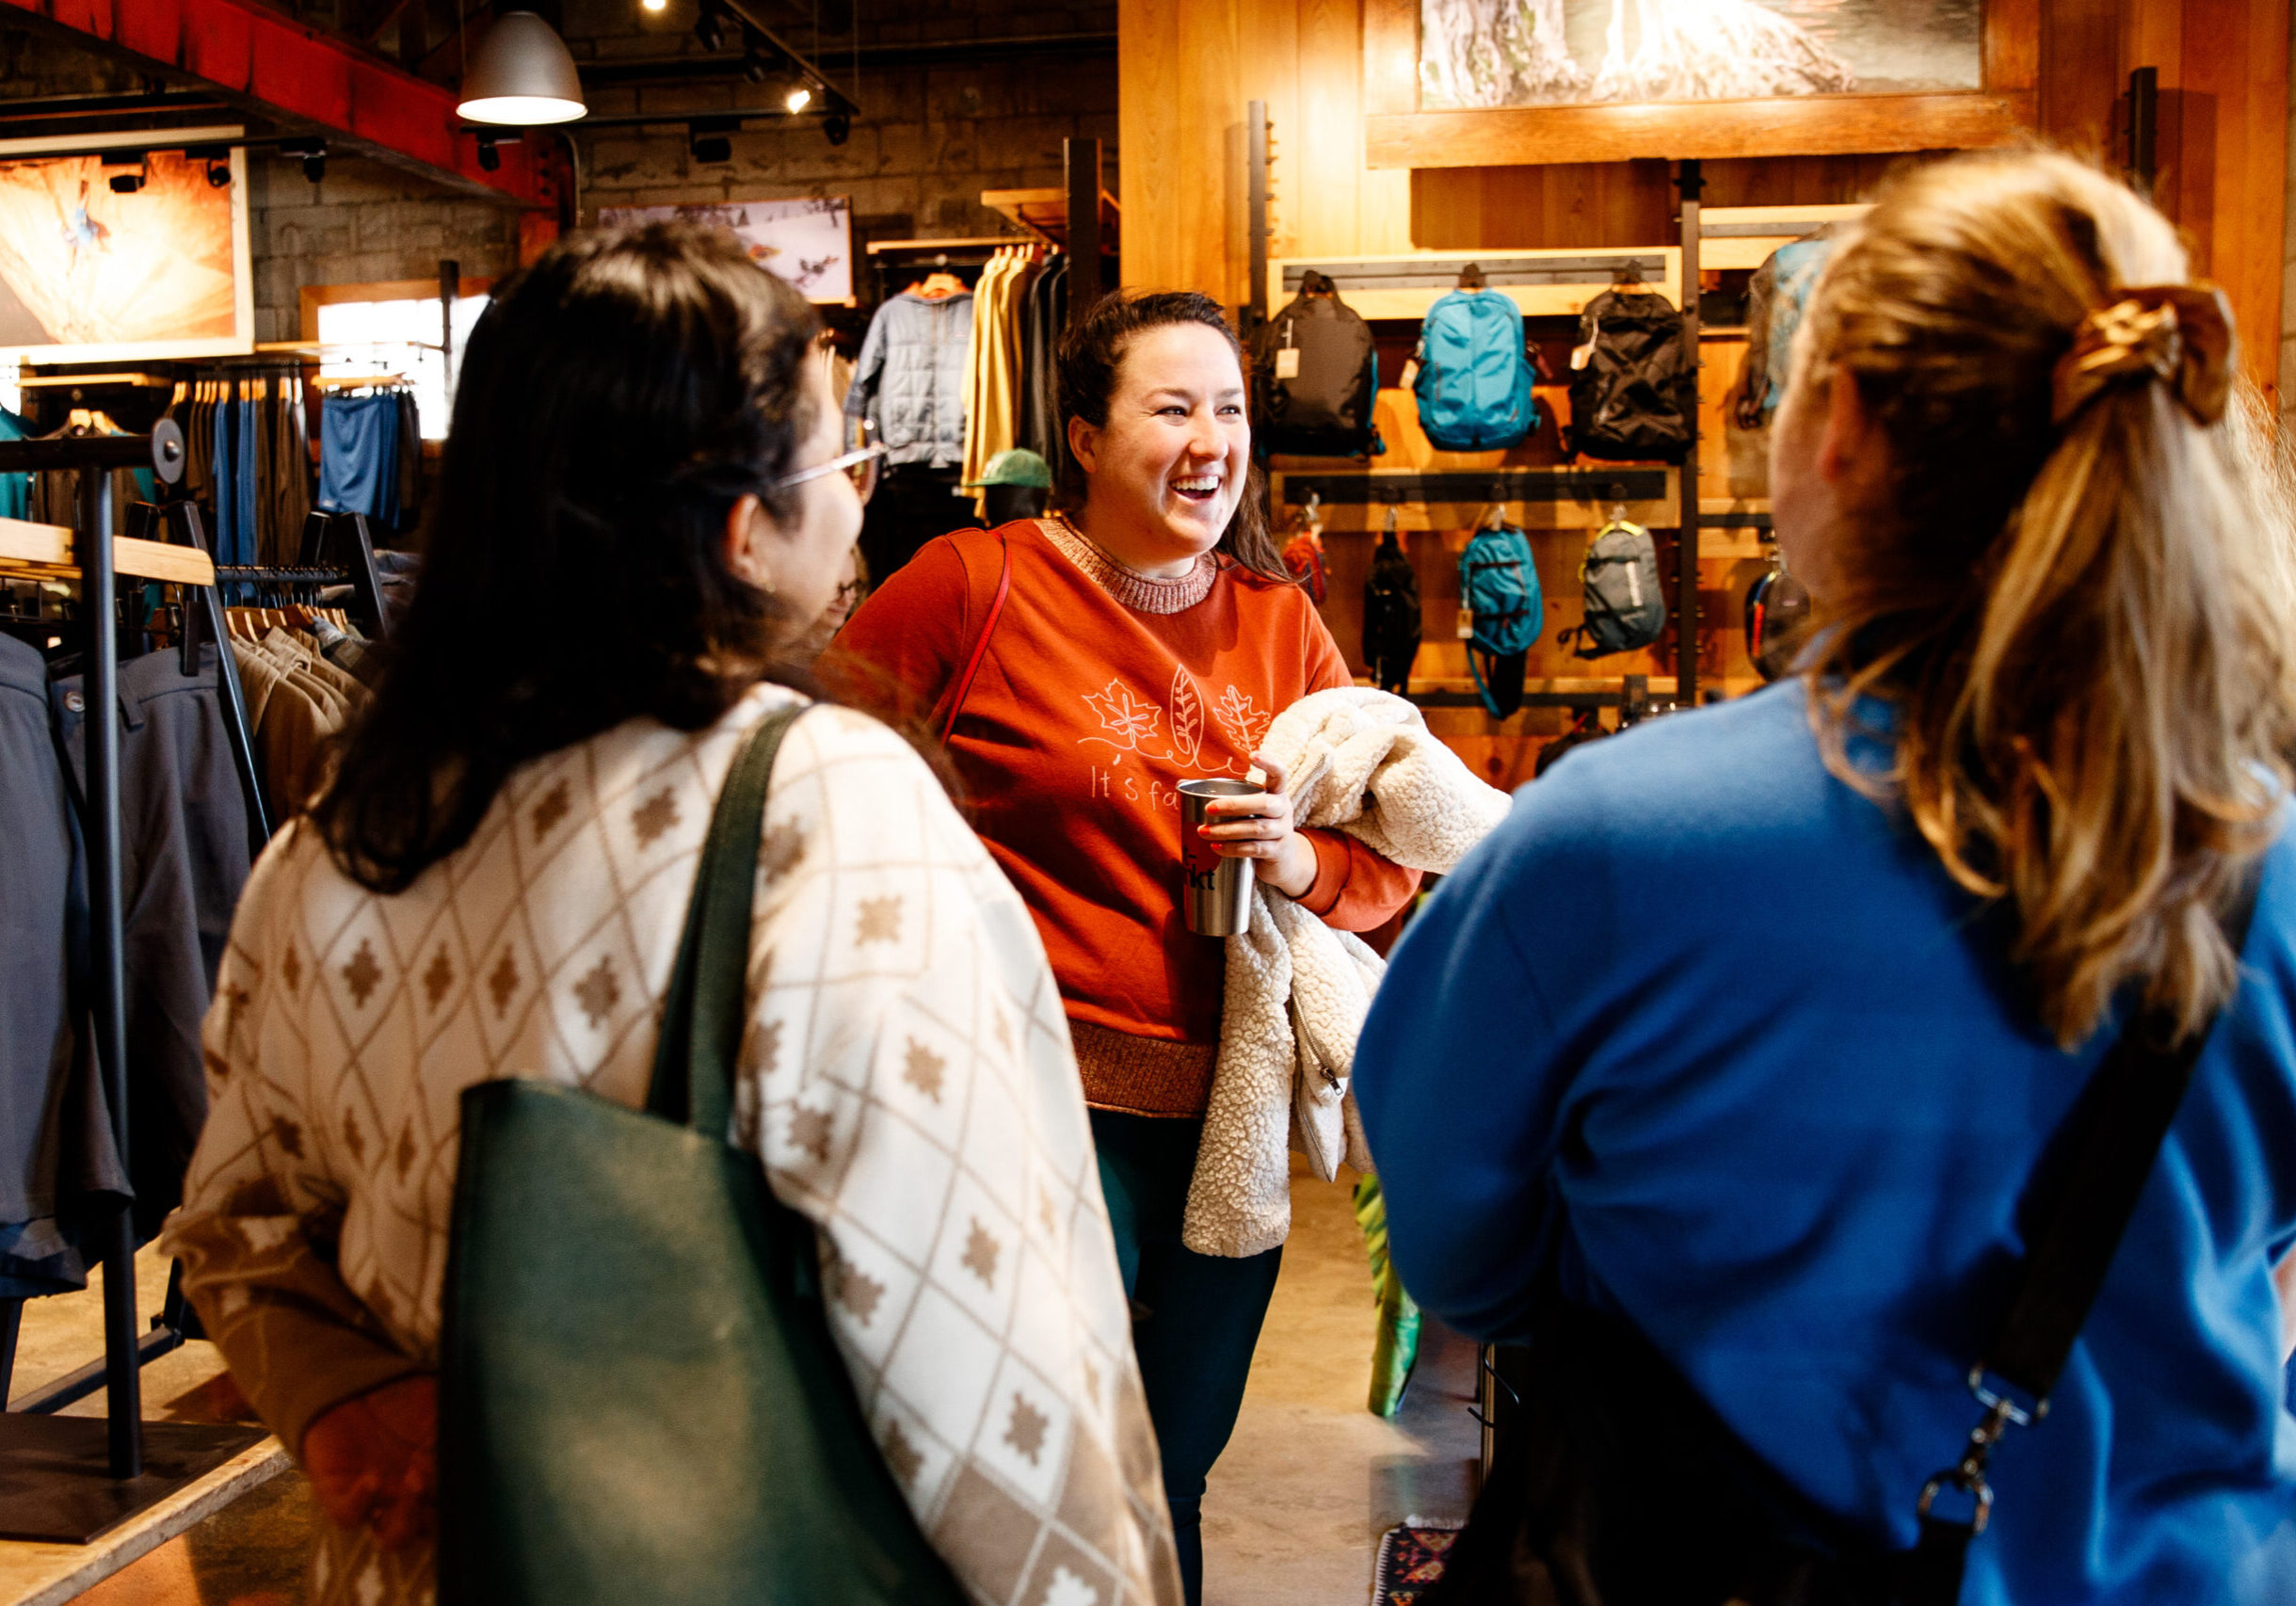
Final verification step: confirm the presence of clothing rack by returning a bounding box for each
[0,423,270,1542]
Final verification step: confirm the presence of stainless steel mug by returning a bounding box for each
[1180,778,1260,937]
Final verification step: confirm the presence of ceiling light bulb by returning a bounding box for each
[641,0,667,10]
[785,86,812,113]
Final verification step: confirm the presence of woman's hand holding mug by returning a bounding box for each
[1196,751,1318,899]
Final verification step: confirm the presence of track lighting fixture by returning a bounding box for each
[823,113,850,147]
[180,144,233,188]
[688,118,737,165]
[785,85,812,113]
[284,138,327,185]
[694,3,727,53]
[744,52,773,86]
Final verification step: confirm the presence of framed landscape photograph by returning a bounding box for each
[0,132,254,362]
[1366,0,2036,168]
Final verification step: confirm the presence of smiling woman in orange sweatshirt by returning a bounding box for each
[834,290,1418,1606]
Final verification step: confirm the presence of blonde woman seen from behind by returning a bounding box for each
[1356,150,2296,1604]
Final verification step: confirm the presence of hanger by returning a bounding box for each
[1456,262,1485,291]
[1612,260,1646,288]
[1598,481,1643,537]
[910,270,967,299]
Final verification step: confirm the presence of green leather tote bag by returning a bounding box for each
[437,706,969,1606]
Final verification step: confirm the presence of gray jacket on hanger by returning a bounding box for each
[844,289,972,470]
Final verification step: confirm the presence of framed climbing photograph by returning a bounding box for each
[0,130,255,363]
[1364,0,2037,168]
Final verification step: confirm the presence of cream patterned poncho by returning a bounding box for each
[165,683,1180,1606]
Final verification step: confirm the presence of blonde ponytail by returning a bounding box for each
[1795,150,2296,1047]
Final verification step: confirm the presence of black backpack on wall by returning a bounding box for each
[1254,272,1379,457]
[1566,289,1692,463]
[1363,526,1421,695]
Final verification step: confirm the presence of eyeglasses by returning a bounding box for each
[777,416,887,505]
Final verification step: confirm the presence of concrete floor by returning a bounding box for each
[39,1164,1481,1605]
[1200,1161,1480,1606]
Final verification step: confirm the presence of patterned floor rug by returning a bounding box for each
[1371,1518,1462,1606]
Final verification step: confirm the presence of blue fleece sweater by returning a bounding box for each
[1354,680,2296,1606]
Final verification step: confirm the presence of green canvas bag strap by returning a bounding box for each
[647,702,810,1132]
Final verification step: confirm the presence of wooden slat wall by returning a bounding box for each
[1118,0,1410,300]
[1120,0,2288,401]
[1119,0,2289,774]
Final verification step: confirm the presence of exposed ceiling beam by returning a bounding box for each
[354,0,421,45]
[579,32,1117,87]
[0,0,555,208]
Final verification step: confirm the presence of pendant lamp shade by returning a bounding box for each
[458,10,586,126]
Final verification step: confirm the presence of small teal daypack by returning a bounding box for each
[1460,522,1541,717]
[1415,290,1539,452]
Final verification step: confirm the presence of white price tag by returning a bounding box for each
[1455,607,1474,640]
[1274,347,1301,379]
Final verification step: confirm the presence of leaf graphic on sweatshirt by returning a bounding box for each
[1169,667,1204,763]
[1082,679,1163,749]
[1214,684,1272,757]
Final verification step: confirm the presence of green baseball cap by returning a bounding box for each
[963,448,1053,489]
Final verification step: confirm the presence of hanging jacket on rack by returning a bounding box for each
[961,246,1043,510]
[845,290,973,470]
[1019,255,1068,468]
[49,641,254,1243]
[0,632,87,1294]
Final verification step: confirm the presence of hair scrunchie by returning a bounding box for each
[2051,282,2236,426]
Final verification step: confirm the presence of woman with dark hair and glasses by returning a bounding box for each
[165,224,1180,1606]
[834,290,1420,1606]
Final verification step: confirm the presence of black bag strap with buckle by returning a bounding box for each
[1906,871,2261,1590]
[1429,874,2260,1606]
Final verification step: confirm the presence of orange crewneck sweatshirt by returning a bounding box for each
[832,519,1419,1116]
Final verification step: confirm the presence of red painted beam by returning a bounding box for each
[0,0,555,208]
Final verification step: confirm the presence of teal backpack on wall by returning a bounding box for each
[1414,290,1539,452]
[1459,522,1542,717]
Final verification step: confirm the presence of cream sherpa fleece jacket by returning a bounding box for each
[1181,687,1512,1257]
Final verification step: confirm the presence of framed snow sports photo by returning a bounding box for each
[1365,0,2037,168]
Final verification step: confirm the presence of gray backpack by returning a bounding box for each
[1562,519,1665,657]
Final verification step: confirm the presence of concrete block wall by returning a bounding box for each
[246,157,521,342]
[563,0,1118,281]
[1,2,1117,349]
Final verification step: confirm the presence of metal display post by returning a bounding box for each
[1676,158,1704,708]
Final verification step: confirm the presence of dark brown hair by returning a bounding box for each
[311,221,821,892]
[1053,290,1292,583]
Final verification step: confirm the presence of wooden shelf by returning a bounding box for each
[1270,465,1678,531]
[980,186,1120,251]
[1697,204,1869,270]
[1267,247,1681,320]
[0,516,217,586]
